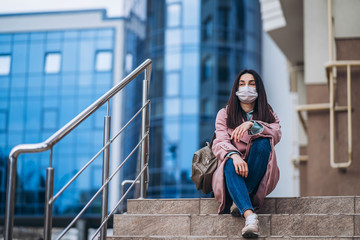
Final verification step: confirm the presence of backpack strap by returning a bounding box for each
[209,132,216,148]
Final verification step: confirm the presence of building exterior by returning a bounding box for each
[0,9,146,215]
[260,0,360,195]
[145,0,263,198]
[1,0,266,217]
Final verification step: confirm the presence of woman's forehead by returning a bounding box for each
[239,73,255,81]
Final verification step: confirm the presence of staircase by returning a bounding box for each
[108,196,360,239]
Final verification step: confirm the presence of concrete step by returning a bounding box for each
[127,197,360,215]
[112,213,360,237]
[108,237,360,240]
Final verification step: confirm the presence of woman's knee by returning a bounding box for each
[251,138,271,153]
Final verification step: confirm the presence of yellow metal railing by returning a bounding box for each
[326,61,360,168]
[297,60,360,169]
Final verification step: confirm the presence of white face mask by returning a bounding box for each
[235,85,258,103]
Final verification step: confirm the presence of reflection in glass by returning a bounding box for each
[45,53,61,74]
[218,7,229,42]
[0,55,11,75]
[203,18,213,41]
[167,3,181,27]
[95,51,113,72]
[166,29,181,46]
[165,52,181,71]
[165,98,180,116]
[166,72,180,96]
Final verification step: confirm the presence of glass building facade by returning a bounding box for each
[146,0,262,198]
[0,28,115,214]
[0,0,262,216]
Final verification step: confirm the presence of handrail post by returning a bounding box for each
[140,72,150,199]
[44,166,54,240]
[100,102,111,240]
[4,156,17,240]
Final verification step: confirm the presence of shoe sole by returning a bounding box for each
[242,230,259,238]
[230,208,241,217]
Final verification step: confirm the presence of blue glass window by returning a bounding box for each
[25,99,41,131]
[47,31,62,40]
[203,18,213,41]
[203,57,212,81]
[167,3,181,27]
[9,100,25,132]
[79,40,95,72]
[0,34,11,41]
[125,53,133,72]
[14,33,28,42]
[165,52,181,71]
[182,98,198,115]
[166,72,179,96]
[166,29,181,46]
[95,51,113,72]
[0,111,7,131]
[43,109,58,130]
[97,29,114,38]
[165,98,180,116]
[46,40,62,52]
[64,31,79,39]
[12,43,27,74]
[29,42,45,73]
[0,55,11,75]
[0,43,11,54]
[96,39,113,49]
[44,52,62,74]
[30,32,45,41]
[0,76,10,90]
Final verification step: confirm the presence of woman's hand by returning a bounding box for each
[231,154,248,178]
[231,121,254,142]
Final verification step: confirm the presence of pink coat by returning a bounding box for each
[211,108,281,213]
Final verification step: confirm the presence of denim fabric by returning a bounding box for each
[224,138,271,216]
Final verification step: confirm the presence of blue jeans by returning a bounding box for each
[224,138,271,216]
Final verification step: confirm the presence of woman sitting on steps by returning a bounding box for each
[212,69,281,238]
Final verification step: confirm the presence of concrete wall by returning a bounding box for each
[262,32,295,196]
[304,0,329,85]
[333,0,360,38]
[302,0,360,195]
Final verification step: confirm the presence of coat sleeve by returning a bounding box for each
[251,110,281,145]
[212,108,239,161]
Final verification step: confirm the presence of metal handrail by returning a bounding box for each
[296,60,360,169]
[4,59,152,240]
[326,61,360,169]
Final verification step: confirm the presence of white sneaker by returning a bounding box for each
[241,213,259,238]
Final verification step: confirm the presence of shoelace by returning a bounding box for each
[245,214,258,225]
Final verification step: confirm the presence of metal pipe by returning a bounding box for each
[140,79,149,199]
[56,133,148,240]
[4,156,17,240]
[44,167,54,240]
[328,0,333,62]
[325,60,360,68]
[51,100,150,204]
[121,180,140,213]
[90,164,148,240]
[347,64,353,167]
[100,114,111,240]
[4,59,152,239]
[329,69,336,168]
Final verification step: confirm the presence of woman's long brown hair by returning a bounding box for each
[226,69,275,129]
